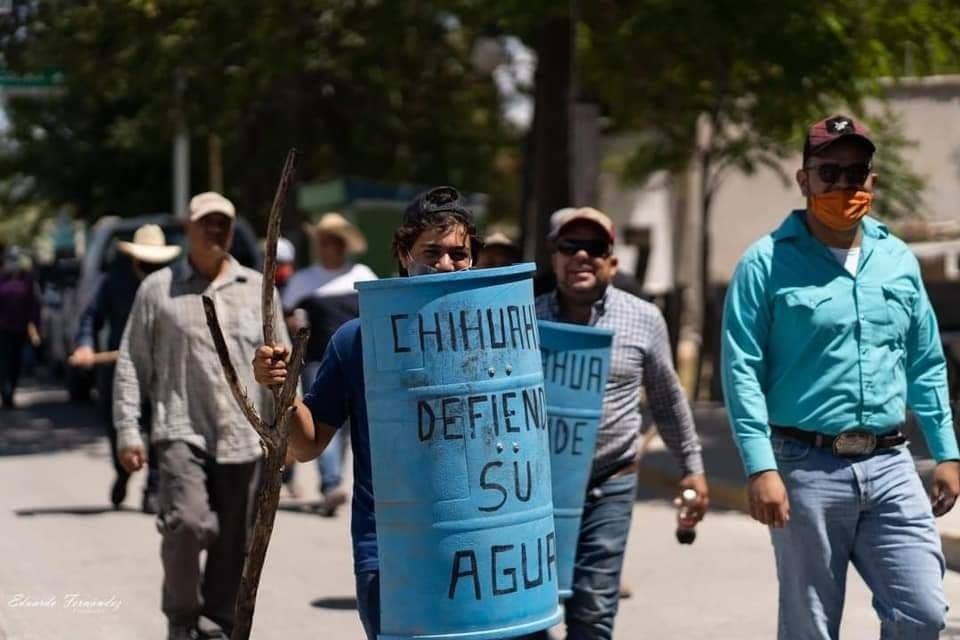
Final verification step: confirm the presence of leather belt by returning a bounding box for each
[771,425,906,457]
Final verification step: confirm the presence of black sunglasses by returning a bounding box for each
[555,238,612,258]
[805,162,871,186]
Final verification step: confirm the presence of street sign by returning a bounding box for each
[0,69,64,88]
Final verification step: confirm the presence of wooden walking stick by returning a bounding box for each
[201,149,310,640]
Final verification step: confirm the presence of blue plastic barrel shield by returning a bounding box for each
[538,320,614,599]
[356,264,562,640]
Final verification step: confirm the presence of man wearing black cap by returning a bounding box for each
[722,115,959,638]
[251,186,479,640]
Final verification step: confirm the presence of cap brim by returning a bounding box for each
[189,208,236,222]
[117,242,182,264]
[550,218,614,242]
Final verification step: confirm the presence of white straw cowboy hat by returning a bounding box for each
[116,224,182,264]
[303,212,367,254]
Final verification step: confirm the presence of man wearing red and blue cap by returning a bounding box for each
[722,115,959,638]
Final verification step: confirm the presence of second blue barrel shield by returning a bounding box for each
[356,264,562,640]
[538,320,614,599]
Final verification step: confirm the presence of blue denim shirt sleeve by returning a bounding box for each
[906,277,960,462]
[722,257,777,476]
[74,278,107,348]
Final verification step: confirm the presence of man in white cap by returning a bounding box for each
[282,212,377,515]
[70,224,181,513]
[113,192,291,640]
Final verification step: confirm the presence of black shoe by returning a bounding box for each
[167,624,198,640]
[195,615,229,639]
[142,491,159,515]
[110,477,127,509]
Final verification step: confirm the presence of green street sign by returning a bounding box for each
[0,69,64,88]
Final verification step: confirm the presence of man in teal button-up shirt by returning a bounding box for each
[722,115,960,639]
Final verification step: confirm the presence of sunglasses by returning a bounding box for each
[555,238,612,258]
[805,162,871,186]
[419,246,472,264]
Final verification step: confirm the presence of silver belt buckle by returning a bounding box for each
[832,431,877,457]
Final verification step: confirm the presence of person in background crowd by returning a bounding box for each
[69,224,180,512]
[282,213,377,516]
[114,192,290,640]
[476,230,521,268]
[0,245,42,409]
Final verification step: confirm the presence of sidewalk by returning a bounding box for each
[638,403,960,569]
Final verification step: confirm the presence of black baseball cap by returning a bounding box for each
[403,186,473,224]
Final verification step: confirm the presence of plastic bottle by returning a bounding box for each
[675,488,698,545]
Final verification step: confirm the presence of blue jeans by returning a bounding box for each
[301,361,347,494]
[356,571,380,640]
[771,435,947,639]
[563,472,638,640]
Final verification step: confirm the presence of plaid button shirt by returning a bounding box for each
[536,286,704,481]
[113,257,289,463]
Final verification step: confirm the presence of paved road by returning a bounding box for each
[3,380,960,639]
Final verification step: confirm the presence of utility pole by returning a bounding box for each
[173,70,190,219]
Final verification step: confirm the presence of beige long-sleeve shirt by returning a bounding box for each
[113,256,289,463]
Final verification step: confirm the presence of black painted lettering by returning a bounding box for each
[538,388,547,429]
[448,551,481,600]
[419,313,443,352]
[491,392,500,436]
[522,537,544,589]
[569,354,585,390]
[487,308,507,349]
[551,417,569,454]
[588,356,604,393]
[546,532,556,581]
[572,421,586,456]
[513,460,532,502]
[502,392,518,433]
[522,388,541,432]
[467,395,485,439]
[460,309,485,351]
[447,313,458,352]
[442,397,463,440]
[418,401,435,442]
[522,305,537,351]
[491,545,518,596]
[391,314,410,353]
[479,461,508,512]
[507,305,523,349]
[552,351,568,386]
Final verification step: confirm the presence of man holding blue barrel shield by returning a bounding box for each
[534,207,709,640]
[256,187,563,639]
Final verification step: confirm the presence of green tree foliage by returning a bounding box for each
[0,1,512,224]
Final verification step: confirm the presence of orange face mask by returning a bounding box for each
[808,189,873,231]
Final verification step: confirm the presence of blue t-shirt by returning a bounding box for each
[302,318,378,574]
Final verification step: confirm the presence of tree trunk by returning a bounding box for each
[692,150,713,401]
[525,10,574,273]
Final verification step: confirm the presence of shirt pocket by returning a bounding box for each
[777,288,835,332]
[880,283,916,336]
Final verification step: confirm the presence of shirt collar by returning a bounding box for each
[772,209,889,243]
[551,285,614,326]
[172,255,246,285]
